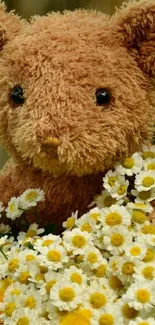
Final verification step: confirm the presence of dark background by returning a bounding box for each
[0,0,124,168]
[5,0,123,17]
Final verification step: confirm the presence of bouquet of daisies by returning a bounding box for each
[0,145,155,325]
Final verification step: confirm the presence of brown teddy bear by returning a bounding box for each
[0,0,155,230]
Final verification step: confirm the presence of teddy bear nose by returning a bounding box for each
[42,137,61,155]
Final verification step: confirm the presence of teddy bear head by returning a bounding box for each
[0,0,154,176]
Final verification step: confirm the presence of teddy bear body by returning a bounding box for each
[0,0,155,229]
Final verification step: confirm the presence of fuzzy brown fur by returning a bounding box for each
[0,0,155,230]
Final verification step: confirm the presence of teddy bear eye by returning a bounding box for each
[9,85,25,106]
[95,88,111,106]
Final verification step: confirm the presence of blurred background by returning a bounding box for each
[0,0,123,169]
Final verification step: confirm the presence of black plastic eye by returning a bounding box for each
[95,88,111,106]
[9,85,25,106]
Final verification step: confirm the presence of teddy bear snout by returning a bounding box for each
[41,136,61,156]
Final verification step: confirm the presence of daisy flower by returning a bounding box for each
[122,281,155,311]
[0,223,11,234]
[115,153,143,176]
[89,190,123,209]
[141,144,155,160]
[117,300,140,323]
[143,157,155,171]
[50,280,83,311]
[103,170,124,192]
[103,225,133,254]
[134,263,155,281]
[21,284,42,310]
[135,171,155,192]
[5,197,23,220]
[110,178,129,200]
[123,242,147,260]
[0,294,22,321]
[39,271,62,298]
[63,211,78,230]
[115,256,142,284]
[83,284,115,310]
[128,317,155,325]
[99,205,131,228]
[83,247,103,269]
[17,223,44,244]
[6,307,40,325]
[63,265,87,285]
[127,202,153,214]
[131,188,155,203]
[34,234,62,252]
[63,228,93,254]
[75,214,96,233]
[19,188,45,209]
[91,303,123,325]
[38,244,68,270]
[87,207,103,224]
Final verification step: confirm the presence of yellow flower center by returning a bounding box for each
[60,312,90,325]
[25,191,37,201]
[122,262,134,275]
[122,304,139,319]
[142,176,155,187]
[70,273,82,284]
[35,273,45,281]
[93,264,107,277]
[111,233,124,246]
[42,239,53,246]
[8,258,19,272]
[87,252,98,264]
[111,260,118,271]
[24,296,36,309]
[90,212,100,221]
[123,158,134,169]
[138,191,151,200]
[5,302,16,316]
[105,212,122,226]
[142,225,155,234]
[132,210,146,224]
[147,163,155,170]
[138,322,150,325]
[47,250,61,262]
[26,230,37,238]
[108,176,117,186]
[72,235,86,248]
[142,151,155,159]
[142,266,154,279]
[89,292,106,309]
[45,280,56,293]
[9,203,16,212]
[143,248,155,262]
[40,265,48,274]
[109,276,123,290]
[26,254,36,261]
[17,317,30,325]
[99,314,114,325]
[66,217,75,229]
[130,246,141,256]
[0,288,4,303]
[18,271,30,284]
[11,289,21,295]
[117,185,126,196]
[104,196,116,207]
[59,287,75,301]
[136,289,150,303]
[81,223,92,233]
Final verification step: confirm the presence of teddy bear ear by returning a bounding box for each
[113,0,155,76]
[0,1,23,50]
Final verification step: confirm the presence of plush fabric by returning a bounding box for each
[0,0,155,230]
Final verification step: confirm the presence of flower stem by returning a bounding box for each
[0,248,8,260]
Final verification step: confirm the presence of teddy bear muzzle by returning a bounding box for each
[41,136,61,157]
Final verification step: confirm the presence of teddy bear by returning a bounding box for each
[0,0,154,231]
